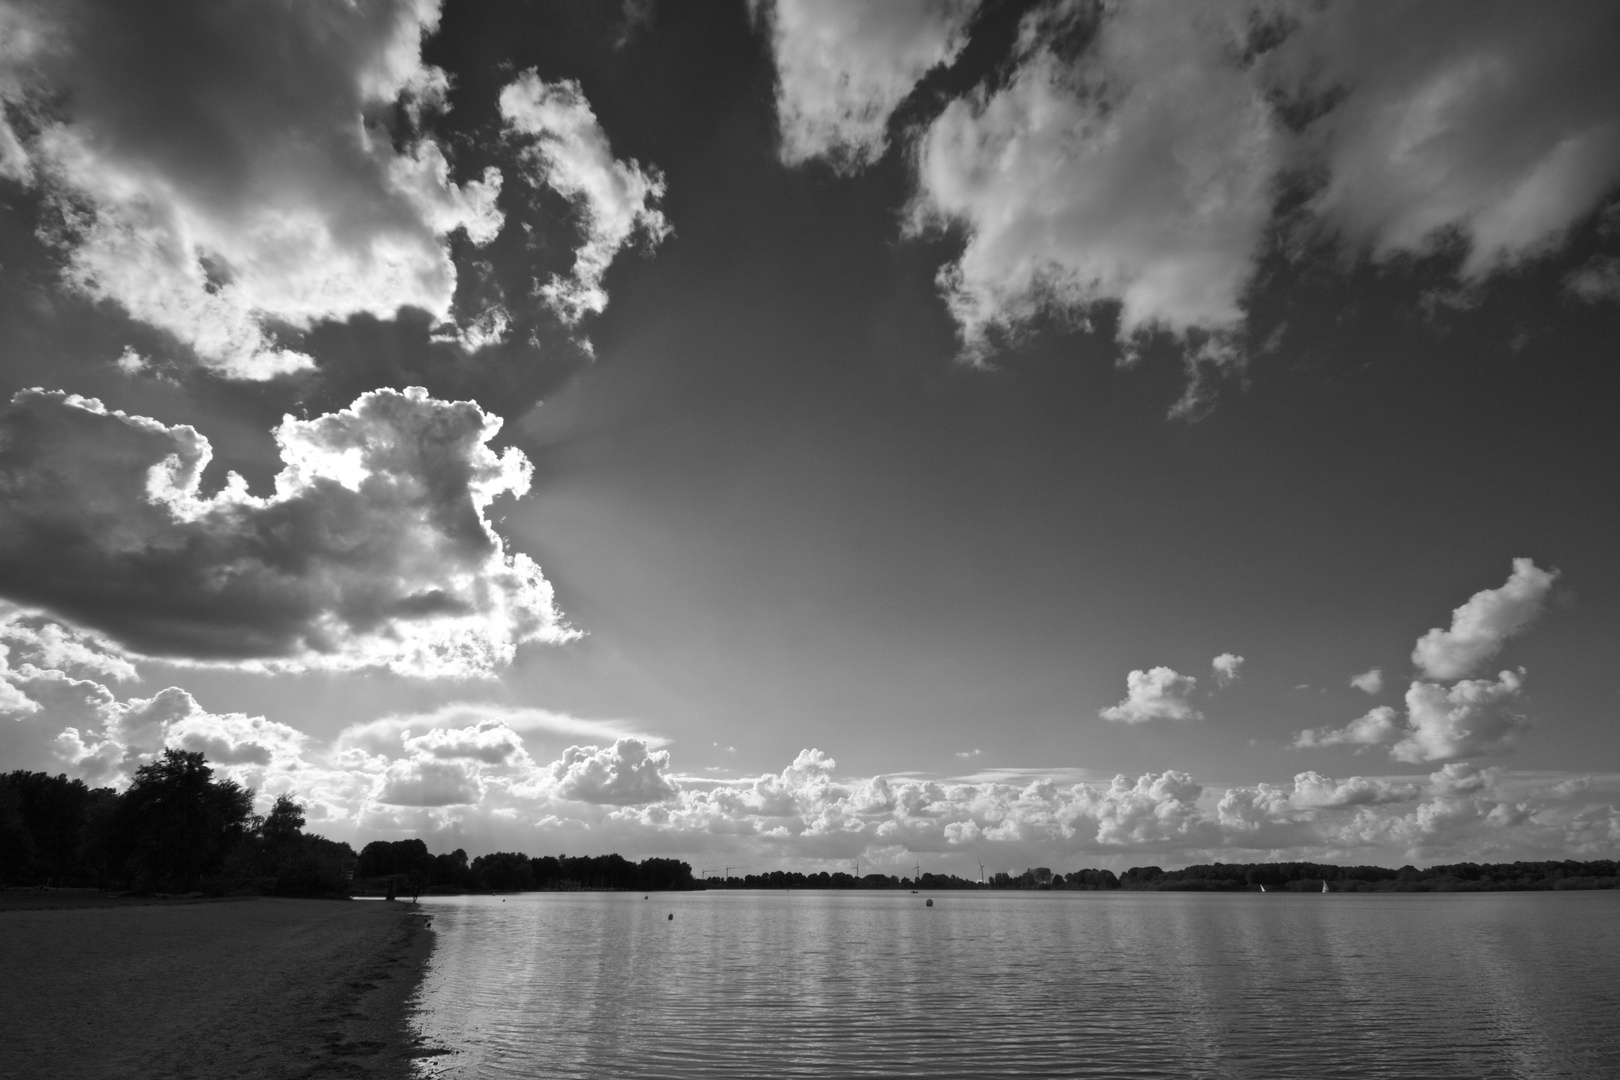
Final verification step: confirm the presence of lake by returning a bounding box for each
[410,890,1620,1079]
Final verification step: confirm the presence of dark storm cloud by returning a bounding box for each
[0,386,574,674]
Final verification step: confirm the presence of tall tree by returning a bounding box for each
[119,749,253,892]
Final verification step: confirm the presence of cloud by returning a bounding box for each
[499,73,670,324]
[547,737,677,806]
[1295,670,1533,765]
[1100,666,1201,723]
[1427,761,1502,797]
[1350,667,1384,695]
[9,642,1599,866]
[1211,652,1244,685]
[403,722,531,766]
[0,647,40,714]
[50,684,308,789]
[1,0,502,378]
[164,710,310,769]
[1393,670,1531,764]
[900,0,1620,412]
[0,386,575,676]
[337,704,661,759]
[909,0,1276,406]
[1293,706,1404,750]
[1271,0,1620,278]
[2,605,1603,868]
[1,606,138,683]
[377,756,483,807]
[760,0,979,173]
[1566,255,1620,304]
[1079,770,1211,847]
[1411,558,1558,679]
[1289,770,1420,809]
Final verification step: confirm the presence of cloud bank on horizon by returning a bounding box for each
[1,553,1604,868]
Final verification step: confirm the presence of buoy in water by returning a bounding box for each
[668,912,674,920]
[925,898,933,907]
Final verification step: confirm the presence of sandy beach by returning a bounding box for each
[0,896,434,1079]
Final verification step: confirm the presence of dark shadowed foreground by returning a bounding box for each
[0,897,432,1079]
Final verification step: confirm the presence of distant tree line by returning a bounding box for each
[0,751,354,896]
[351,840,699,893]
[1108,860,1619,892]
[654,860,1619,892]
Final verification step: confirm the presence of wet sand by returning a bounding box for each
[0,896,434,1079]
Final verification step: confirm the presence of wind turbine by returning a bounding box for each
[978,861,985,885]
[912,862,922,883]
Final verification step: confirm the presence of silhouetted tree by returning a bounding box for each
[0,771,120,886]
[261,794,306,844]
[118,749,254,892]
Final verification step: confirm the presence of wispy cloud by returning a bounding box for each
[499,73,670,326]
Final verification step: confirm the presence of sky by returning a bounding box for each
[1,0,1618,876]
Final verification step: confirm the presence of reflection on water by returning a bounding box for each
[411,890,1620,1079]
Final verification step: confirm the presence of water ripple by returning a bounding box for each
[412,890,1620,1079]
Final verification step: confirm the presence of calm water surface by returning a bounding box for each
[411,890,1620,1079]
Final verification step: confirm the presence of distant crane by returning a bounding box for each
[724,866,746,880]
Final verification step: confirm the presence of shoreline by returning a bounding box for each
[0,896,436,1079]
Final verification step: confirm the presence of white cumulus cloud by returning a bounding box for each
[760,0,979,173]
[1350,667,1384,695]
[1411,558,1558,679]
[376,756,484,808]
[1212,652,1245,685]
[547,737,678,806]
[910,0,1276,410]
[1294,706,1405,750]
[1393,669,1532,764]
[1100,666,1201,724]
[499,73,670,324]
[1,0,503,378]
[894,0,1620,412]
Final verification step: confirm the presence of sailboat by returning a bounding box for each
[1259,884,1266,893]
[1321,880,1329,893]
